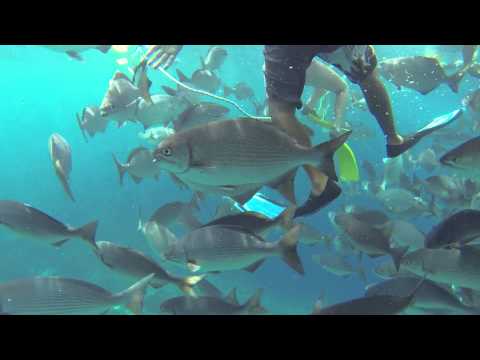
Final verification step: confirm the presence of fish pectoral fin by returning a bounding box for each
[54,160,66,178]
[52,239,70,247]
[187,260,201,273]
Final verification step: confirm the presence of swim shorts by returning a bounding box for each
[264,45,377,109]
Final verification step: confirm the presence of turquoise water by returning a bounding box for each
[0,45,478,315]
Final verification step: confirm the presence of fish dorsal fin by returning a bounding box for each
[225,288,239,305]
[176,69,190,83]
[113,71,131,83]
[127,147,150,162]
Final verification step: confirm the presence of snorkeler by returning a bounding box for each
[145,45,456,218]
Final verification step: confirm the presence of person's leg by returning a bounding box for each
[268,97,329,196]
[358,69,403,145]
[264,46,342,216]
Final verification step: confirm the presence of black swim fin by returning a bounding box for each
[387,109,462,158]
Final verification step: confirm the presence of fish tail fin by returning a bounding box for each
[176,69,190,83]
[390,246,409,272]
[75,221,98,249]
[58,173,76,202]
[223,85,233,97]
[116,274,154,315]
[189,194,201,211]
[277,225,304,275]
[245,289,267,315]
[225,288,240,305]
[96,45,112,54]
[177,275,206,297]
[446,68,467,93]
[312,130,352,181]
[112,154,126,186]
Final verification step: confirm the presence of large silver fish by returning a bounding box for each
[400,246,480,291]
[94,241,203,296]
[330,212,408,271]
[153,119,350,194]
[164,224,304,275]
[365,277,479,315]
[112,147,161,185]
[312,279,423,315]
[176,68,222,94]
[48,133,75,202]
[378,56,466,95]
[0,274,153,315]
[138,221,177,260]
[0,200,97,249]
[425,210,480,249]
[160,288,266,315]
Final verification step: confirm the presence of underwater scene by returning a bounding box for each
[0,45,480,315]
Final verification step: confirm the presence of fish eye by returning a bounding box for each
[162,147,173,157]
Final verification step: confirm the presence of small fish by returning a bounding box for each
[312,278,424,315]
[379,56,466,95]
[176,68,222,94]
[112,147,161,185]
[0,200,97,249]
[99,71,150,126]
[425,209,480,249]
[365,277,480,315]
[200,46,228,72]
[174,102,230,132]
[153,119,350,197]
[48,133,75,202]
[138,126,176,145]
[94,241,204,297]
[440,136,480,173]
[76,106,110,141]
[0,274,153,315]
[164,224,304,275]
[42,45,111,61]
[223,82,255,101]
[330,212,408,271]
[312,253,366,283]
[160,288,266,315]
[135,94,188,130]
[422,175,466,203]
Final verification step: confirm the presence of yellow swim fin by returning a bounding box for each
[307,112,360,183]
